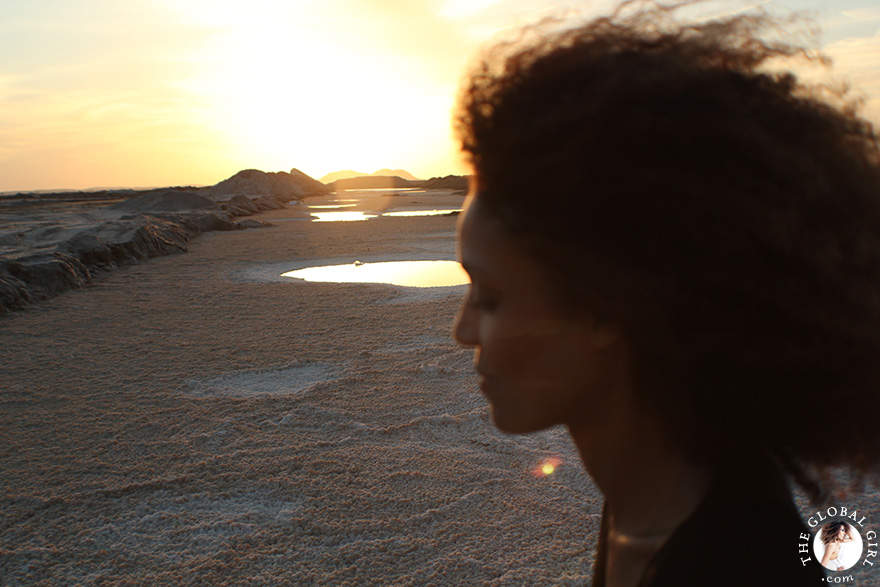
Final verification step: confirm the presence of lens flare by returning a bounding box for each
[533,457,562,478]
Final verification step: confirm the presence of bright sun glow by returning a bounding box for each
[194,1,468,180]
[441,0,502,18]
[2,0,879,191]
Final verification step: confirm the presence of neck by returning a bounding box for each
[570,414,713,537]
[570,411,713,587]
[565,341,713,587]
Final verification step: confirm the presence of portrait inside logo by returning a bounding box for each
[813,521,864,572]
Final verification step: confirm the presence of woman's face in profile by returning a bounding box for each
[454,191,621,434]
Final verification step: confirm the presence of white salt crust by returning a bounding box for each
[3,192,876,585]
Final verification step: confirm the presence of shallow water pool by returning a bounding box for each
[310,211,377,222]
[281,260,468,287]
[382,209,461,217]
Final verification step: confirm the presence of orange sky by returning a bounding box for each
[1,0,878,191]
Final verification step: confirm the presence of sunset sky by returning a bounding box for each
[1,0,879,191]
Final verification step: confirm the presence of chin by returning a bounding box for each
[490,407,554,435]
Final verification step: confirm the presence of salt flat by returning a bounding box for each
[0,190,601,586]
[6,188,876,585]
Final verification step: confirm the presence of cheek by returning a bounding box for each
[479,317,537,374]
[484,331,526,370]
[485,331,596,433]
[482,319,586,384]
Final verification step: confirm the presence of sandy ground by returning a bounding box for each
[3,188,879,586]
[0,190,601,586]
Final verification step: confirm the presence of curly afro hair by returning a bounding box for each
[456,0,880,501]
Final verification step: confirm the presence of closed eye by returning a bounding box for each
[469,283,499,311]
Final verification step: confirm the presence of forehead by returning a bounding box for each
[457,193,512,268]
[457,192,549,286]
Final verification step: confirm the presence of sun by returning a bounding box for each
[440,0,502,18]
[169,2,460,179]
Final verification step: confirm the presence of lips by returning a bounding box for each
[476,369,494,398]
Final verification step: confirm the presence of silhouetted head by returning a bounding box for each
[455,0,880,499]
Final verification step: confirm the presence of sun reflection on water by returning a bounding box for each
[310,211,377,222]
[281,260,469,288]
[382,209,461,217]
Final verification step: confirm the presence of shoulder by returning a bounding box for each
[640,457,826,586]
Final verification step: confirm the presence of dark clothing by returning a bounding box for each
[591,457,826,586]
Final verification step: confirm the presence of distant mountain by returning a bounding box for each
[320,168,420,183]
[328,176,416,190]
[0,186,164,197]
[326,173,470,192]
[2,168,327,205]
[373,169,419,181]
[320,170,365,183]
[420,175,470,191]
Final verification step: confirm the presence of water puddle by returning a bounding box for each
[341,187,422,193]
[308,208,461,222]
[311,211,377,222]
[281,260,468,287]
[382,209,461,217]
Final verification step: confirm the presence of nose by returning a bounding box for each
[453,295,478,347]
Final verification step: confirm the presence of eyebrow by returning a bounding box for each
[460,262,484,278]
[460,262,498,287]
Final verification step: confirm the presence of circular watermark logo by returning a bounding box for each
[813,521,864,572]
[797,505,879,584]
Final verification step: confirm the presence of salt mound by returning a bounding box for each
[209,169,329,202]
[110,190,217,213]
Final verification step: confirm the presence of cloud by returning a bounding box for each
[841,8,880,21]
[824,27,880,123]
[0,0,234,188]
